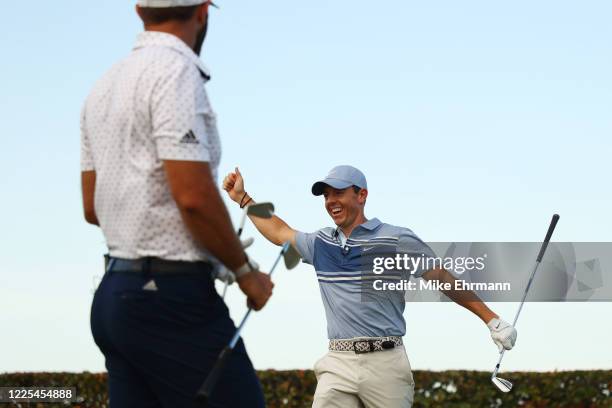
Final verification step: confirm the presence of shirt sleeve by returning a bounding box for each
[397,229,437,278]
[295,230,318,265]
[80,103,95,171]
[150,62,212,162]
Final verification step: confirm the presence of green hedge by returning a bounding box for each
[1,370,610,407]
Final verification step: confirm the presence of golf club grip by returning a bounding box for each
[536,214,560,262]
[196,346,233,404]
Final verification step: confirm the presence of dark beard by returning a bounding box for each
[193,15,208,56]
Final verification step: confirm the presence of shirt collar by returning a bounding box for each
[332,217,382,238]
[133,31,211,81]
[360,218,382,231]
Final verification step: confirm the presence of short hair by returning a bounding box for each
[352,186,366,204]
[138,6,199,25]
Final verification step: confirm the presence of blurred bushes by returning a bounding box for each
[1,370,610,407]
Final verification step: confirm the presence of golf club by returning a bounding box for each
[197,241,301,405]
[222,202,275,298]
[491,214,560,392]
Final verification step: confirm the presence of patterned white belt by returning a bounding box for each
[329,336,403,354]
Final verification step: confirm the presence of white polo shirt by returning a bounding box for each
[80,31,221,261]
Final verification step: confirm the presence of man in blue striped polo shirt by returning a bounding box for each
[222,165,517,408]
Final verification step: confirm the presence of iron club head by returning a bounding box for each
[487,215,559,395]
[267,242,302,277]
[282,242,301,270]
[238,202,275,237]
[246,202,275,218]
[491,375,513,392]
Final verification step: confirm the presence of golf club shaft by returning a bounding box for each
[510,214,559,329]
[267,245,285,278]
[230,309,252,348]
[493,349,505,376]
[196,345,232,403]
[197,246,287,403]
[228,247,285,348]
[237,208,248,237]
[511,261,539,327]
[495,256,544,371]
[493,214,559,374]
[222,210,249,299]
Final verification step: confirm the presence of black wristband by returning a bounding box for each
[239,192,248,208]
[241,197,253,209]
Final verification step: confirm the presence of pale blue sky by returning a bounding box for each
[0,0,610,372]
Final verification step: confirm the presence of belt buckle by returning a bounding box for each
[353,340,375,354]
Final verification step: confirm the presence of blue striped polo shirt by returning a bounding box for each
[295,218,435,340]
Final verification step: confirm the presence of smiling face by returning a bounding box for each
[323,185,368,236]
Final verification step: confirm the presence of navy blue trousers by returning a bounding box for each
[90,268,265,408]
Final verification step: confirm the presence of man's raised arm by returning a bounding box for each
[222,167,297,247]
[164,160,273,310]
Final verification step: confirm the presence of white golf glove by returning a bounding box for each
[487,317,517,352]
[241,237,254,249]
[214,264,236,284]
[213,237,257,285]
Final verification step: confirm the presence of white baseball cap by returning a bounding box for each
[137,0,209,7]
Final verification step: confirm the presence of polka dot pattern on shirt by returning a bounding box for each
[80,32,222,261]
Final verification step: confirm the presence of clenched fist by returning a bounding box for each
[237,270,274,311]
[222,167,246,204]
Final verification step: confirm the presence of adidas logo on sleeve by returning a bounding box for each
[180,130,199,144]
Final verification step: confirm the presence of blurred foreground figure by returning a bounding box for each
[80,1,273,406]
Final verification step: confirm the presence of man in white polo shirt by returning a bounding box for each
[222,165,517,408]
[81,1,272,407]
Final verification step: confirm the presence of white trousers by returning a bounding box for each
[312,345,415,408]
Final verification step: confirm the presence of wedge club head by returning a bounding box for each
[492,375,513,393]
[238,202,274,236]
[282,242,301,270]
[246,202,275,219]
[262,242,302,279]
[488,215,560,393]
